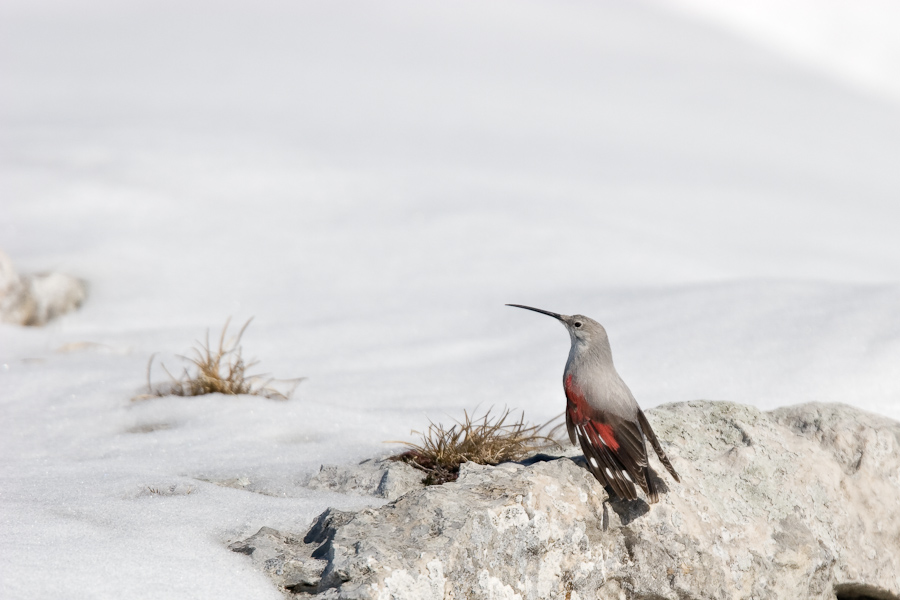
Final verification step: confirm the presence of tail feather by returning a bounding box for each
[644,466,659,504]
[638,409,680,483]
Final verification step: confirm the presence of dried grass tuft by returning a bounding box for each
[135,318,303,401]
[392,407,565,485]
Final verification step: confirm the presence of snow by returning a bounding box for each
[654,0,900,102]
[2,1,900,598]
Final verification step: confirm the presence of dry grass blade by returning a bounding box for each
[135,318,304,401]
[392,407,564,485]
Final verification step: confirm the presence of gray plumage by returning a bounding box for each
[507,304,679,503]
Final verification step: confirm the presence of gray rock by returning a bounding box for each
[229,527,328,593]
[307,457,425,501]
[234,401,900,600]
[0,250,86,326]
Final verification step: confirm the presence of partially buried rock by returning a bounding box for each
[0,250,87,326]
[307,457,425,502]
[229,527,330,594]
[234,401,900,600]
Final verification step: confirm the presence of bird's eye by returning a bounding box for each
[574,321,582,328]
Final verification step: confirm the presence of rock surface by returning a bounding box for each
[233,401,900,600]
[230,527,331,594]
[307,458,425,502]
[0,250,86,325]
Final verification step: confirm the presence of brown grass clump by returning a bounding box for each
[393,408,564,485]
[135,318,303,401]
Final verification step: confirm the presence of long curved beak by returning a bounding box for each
[506,304,563,320]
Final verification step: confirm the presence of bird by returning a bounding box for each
[507,304,679,503]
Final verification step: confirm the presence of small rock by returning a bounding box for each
[0,250,86,326]
[229,527,328,593]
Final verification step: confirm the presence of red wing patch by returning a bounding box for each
[564,374,620,451]
[593,422,620,451]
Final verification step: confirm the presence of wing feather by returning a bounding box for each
[565,409,577,446]
[565,376,669,503]
[577,423,636,500]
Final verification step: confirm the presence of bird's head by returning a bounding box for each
[506,304,608,347]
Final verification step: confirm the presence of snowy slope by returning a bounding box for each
[655,0,900,101]
[2,1,900,598]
